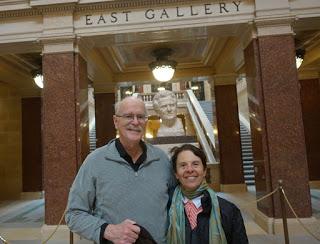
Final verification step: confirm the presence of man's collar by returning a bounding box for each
[115,138,147,158]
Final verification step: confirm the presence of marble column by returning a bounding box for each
[42,51,89,224]
[213,75,246,192]
[299,78,320,184]
[244,35,312,218]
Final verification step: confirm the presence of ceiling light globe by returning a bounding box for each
[34,74,44,88]
[296,57,303,69]
[152,65,175,82]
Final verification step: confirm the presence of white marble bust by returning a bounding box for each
[153,90,185,137]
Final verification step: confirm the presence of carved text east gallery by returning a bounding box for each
[84,1,242,26]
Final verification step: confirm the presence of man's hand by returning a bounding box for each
[104,219,140,244]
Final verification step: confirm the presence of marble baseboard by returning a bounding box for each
[309,181,320,189]
[20,191,43,200]
[254,209,318,235]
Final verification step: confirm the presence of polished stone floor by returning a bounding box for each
[0,187,319,243]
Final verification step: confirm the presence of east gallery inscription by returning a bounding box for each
[84,1,242,26]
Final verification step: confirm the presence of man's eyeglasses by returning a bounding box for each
[116,114,148,122]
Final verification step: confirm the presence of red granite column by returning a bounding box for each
[300,78,320,184]
[244,35,312,218]
[214,75,246,192]
[42,51,89,224]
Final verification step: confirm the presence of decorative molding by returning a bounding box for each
[30,0,78,7]
[41,36,76,53]
[254,15,295,36]
[0,0,210,18]
[76,0,210,12]
[298,69,320,80]
[94,81,117,93]
[213,73,237,86]
[0,9,40,18]
[239,22,257,49]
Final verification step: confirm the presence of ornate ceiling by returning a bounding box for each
[0,17,319,96]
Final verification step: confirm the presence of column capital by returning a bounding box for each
[41,36,77,54]
[213,73,238,86]
[254,15,295,37]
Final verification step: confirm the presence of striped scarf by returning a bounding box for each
[167,181,227,244]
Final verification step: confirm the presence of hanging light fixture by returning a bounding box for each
[149,48,177,82]
[296,48,305,69]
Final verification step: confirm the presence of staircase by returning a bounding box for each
[199,101,255,186]
[89,124,97,152]
[199,101,214,124]
[239,122,255,186]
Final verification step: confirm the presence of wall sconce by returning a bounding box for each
[149,48,177,82]
[296,48,305,69]
[33,73,44,89]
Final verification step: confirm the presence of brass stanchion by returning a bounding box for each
[278,180,290,244]
[0,235,8,244]
[70,231,73,244]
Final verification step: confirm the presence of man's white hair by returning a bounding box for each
[114,96,147,115]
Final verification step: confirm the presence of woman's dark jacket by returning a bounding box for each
[185,190,248,244]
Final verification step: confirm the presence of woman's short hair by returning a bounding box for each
[170,144,207,172]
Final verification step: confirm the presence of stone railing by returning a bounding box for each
[185,89,217,164]
[139,91,185,103]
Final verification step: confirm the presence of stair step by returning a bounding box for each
[244,175,255,180]
[241,139,252,142]
[241,142,252,145]
[242,157,253,161]
[244,169,255,174]
[243,165,254,169]
[240,134,251,138]
[243,161,253,165]
[241,140,252,145]
[245,180,255,185]
[242,147,252,150]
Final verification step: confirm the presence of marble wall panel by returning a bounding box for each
[299,79,320,181]
[215,84,244,185]
[0,82,22,200]
[95,93,116,148]
[22,97,42,192]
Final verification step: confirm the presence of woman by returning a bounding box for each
[167,144,248,244]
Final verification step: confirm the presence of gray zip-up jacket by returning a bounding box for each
[65,139,175,244]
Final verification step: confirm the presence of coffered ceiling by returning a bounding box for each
[0,18,320,97]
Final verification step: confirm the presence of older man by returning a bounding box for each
[65,96,175,244]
